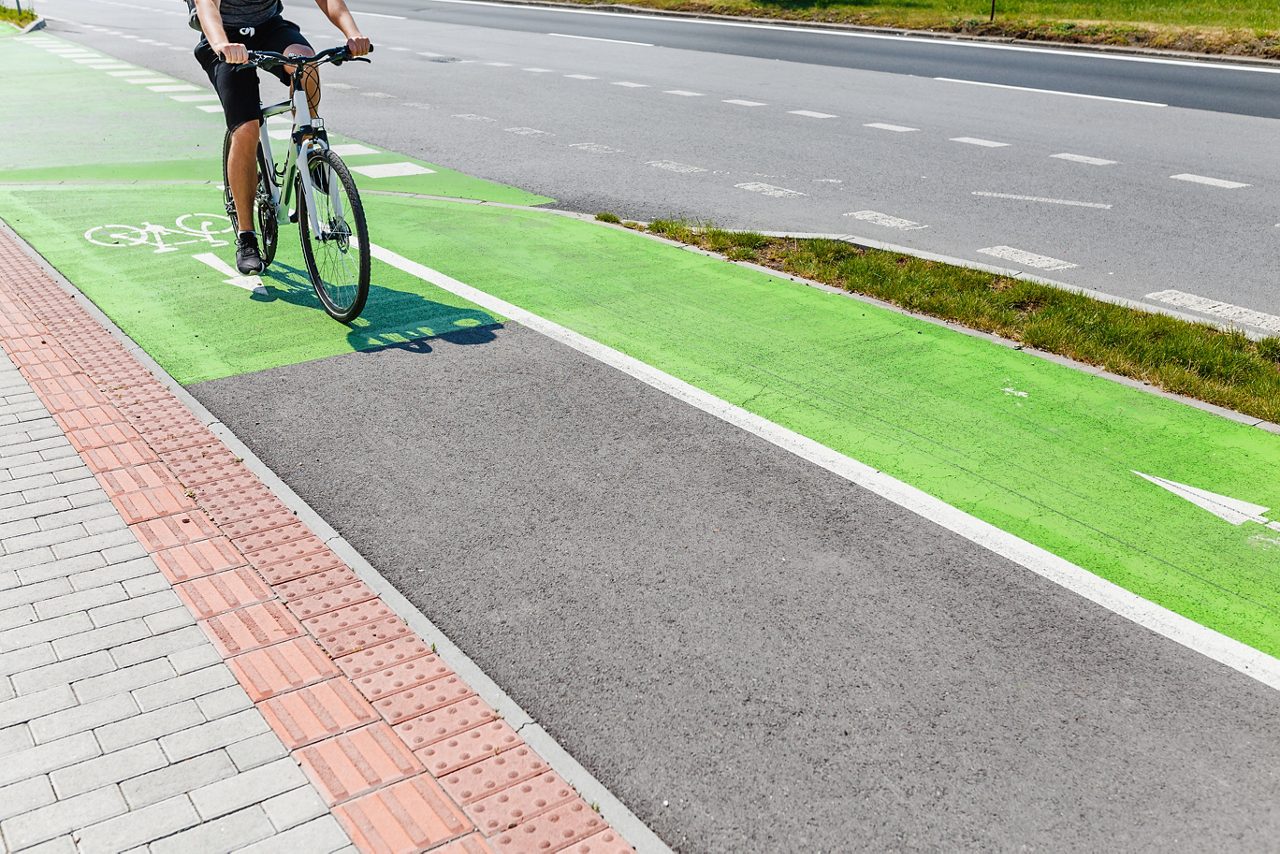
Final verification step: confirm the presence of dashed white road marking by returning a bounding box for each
[387,46,411,51]
[505,127,549,136]
[611,81,648,88]
[127,78,174,85]
[647,160,707,174]
[362,11,407,18]
[1170,173,1251,189]
[972,192,1111,210]
[170,94,220,103]
[723,99,767,107]
[935,77,1167,106]
[1146,290,1280,334]
[663,90,704,97]
[951,137,1010,148]
[789,110,837,119]
[1052,153,1117,166]
[108,69,153,77]
[363,91,395,98]
[268,129,293,140]
[736,182,805,198]
[329,144,380,156]
[548,32,653,46]
[326,82,355,90]
[523,67,555,72]
[484,61,513,67]
[418,51,445,57]
[564,74,598,80]
[404,102,432,109]
[197,105,224,113]
[865,122,919,132]
[148,84,198,92]
[192,253,265,294]
[452,113,496,121]
[350,162,435,178]
[844,210,928,230]
[978,245,1078,271]
[569,142,622,154]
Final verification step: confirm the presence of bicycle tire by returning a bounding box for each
[296,148,370,323]
[221,128,278,266]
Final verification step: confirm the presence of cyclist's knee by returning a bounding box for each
[230,120,259,143]
[285,43,314,58]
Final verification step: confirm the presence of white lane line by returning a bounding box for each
[362,11,407,18]
[736,182,805,198]
[548,32,653,46]
[148,84,200,92]
[523,67,555,72]
[329,144,380,156]
[418,51,445,57]
[951,137,1010,148]
[1146,290,1280,334]
[647,160,707,174]
[126,78,174,85]
[865,122,919,133]
[663,89,704,97]
[611,81,648,88]
[370,239,1280,695]
[564,74,598,80]
[789,110,837,119]
[935,77,1167,107]
[452,113,496,121]
[363,91,396,99]
[326,82,355,90]
[197,105,224,113]
[1052,153,1117,166]
[483,61,512,67]
[350,162,435,178]
[1170,173,1251,189]
[844,210,928,230]
[978,245,1078,271]
[569,142,622,153]
[972,192,1112,210]
[404,102,432,109]
[723,99,767,107]
[192,252,265,294]
[388,46,411,51]
[505,127,549,136]
[268,129,293,140]
[169,94,220,103]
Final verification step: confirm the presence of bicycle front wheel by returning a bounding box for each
[296,148,369,323]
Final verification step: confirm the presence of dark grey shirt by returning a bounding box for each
[217,0,282,27]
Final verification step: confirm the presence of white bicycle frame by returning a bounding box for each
[258,84,347,240]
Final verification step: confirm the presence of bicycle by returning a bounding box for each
[221,45,373,322]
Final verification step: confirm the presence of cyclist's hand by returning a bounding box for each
[217,42,249,64]
[346,34,371,57]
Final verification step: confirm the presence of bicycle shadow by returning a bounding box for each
[252,260,502,352]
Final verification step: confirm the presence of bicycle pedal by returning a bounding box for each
[288,209,299,224]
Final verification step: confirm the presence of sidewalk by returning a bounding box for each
[0,231,633,852]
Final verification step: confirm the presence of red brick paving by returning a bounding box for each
[0,229,634,853]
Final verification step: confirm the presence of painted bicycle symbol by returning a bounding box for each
[84,214,234,254]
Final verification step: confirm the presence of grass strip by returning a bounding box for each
[557,0,1280,60]
[0,4,36,27]
[638,218,1280,423]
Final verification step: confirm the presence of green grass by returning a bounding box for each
[0,3,36,26]
[647,220,1280,424]
[555,0,1280,57]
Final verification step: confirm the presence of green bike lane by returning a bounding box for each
[5,27,1280,850]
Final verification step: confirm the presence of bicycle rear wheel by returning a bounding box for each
[221,128,278,266]
[296,148,370,323]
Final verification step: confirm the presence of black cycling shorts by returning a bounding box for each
[194,15,311,130]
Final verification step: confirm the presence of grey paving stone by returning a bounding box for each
[160,709,270,763]
[0,685,76,729]
[77,794,202,854]
[4,522,87,556]
[30,693,139,744]
[224,731,288,772]
[12,650,115,695]
[0,641,56,677]
[51,741,168,798]
[0,498,71,526]
[0,604,37,632]
[0,776,55,822]
[0,546,56,573]
[238,815,350,854]
[144,605,196,633]
[195,685,252,721]
[21,835,77,854]
[70,557,155,592]
[69,488,111,509]
[53,618,150,660]
[83,515,128,537]
[0,732,101,787]
[0,784,127,850]
[95,700,204,753]
[75,658,176,704]
[0,518,39,542]
[100,541,148,564]
[0,569,16,590]
[0,722,33,756]
[150,804,276,854]
[167,643,222,675]
[34,584,128,620]
[89,590,180,628]
[6,455,83,481]
[190,757,307,821]
[21,476,100,504]
[16,551,106,585]
[0,612,92,653]
[261,785,328,832]
[111,625,204,668]
[0,675,12,702]
[36,502,118,533]
[121,751,237,810]
[122,573,170,597]
[0,578,71,612]
[52,529,138,560]
[0,474,57,500]
[134,665,236,713]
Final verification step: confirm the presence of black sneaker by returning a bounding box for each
[235,232,265,275]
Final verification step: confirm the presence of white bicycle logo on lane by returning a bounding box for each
[84,214,234,254]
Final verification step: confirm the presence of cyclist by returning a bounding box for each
[190,0,371,274]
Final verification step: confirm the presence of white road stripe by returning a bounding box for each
[523,67,555,72]
[548,32,653,46]
[483,61,512,67]
[663,90,704,97]
[329,144,380,156]
[418,51,445,57]
[972,192,1111,210]
[844,210,928,230]
[197,105,224,113]
[789,110,837,119]
[148,84,200,93]
[505,127,549,136]
[1170,173,1251,189]
[978,245,1078,271]
[128,78,176,85]
[452,113,495,121]
[935,77,1167,106]
[326,82,355,90]
[363,92,396,98]
[169,94,220,103]
[370,239,1280,695]
[192,253,265,294]
[350,162,435,178]
[723,99,767,107]
[865,122,919,133]
[362,11,407,18]
[1052,153,1117,166]
[388,46,411,51]
[736,182,805,198]
[647,160,707,174]
[1146,290,1280,334]
[569,142,622,153]
[951,137,1010,148]
[611,81,648,88]
[564,74,598,80]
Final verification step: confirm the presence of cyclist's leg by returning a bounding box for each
[258,18,318,117]
[196,41,263,232]
[226,122,260,230]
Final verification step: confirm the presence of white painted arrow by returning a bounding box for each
[192,252,267,294]
[1134,471,1280,531]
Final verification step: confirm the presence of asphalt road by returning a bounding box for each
[35,0,1280,335]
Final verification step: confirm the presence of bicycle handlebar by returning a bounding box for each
[230,44,373,72]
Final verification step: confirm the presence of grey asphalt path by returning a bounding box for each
[36,0,1280,333]
[192,323,1280,852]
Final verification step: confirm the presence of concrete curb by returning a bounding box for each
[17,13,45,33]
[434,0,1280,69]
[0,218,674,854]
